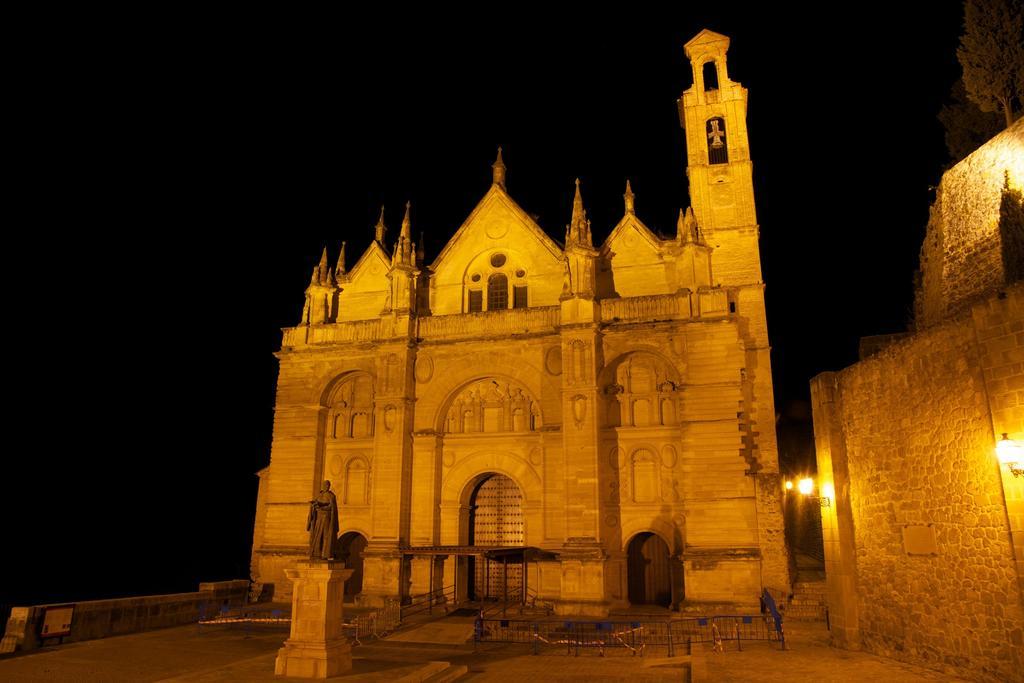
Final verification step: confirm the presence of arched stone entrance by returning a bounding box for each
[467,473,523,601]
[626,532,672,607]
[337,531,367,602]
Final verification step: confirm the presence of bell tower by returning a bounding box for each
[678,29,789,591]
[679,29,760,287]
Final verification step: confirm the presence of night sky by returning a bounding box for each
[6,5,965,610]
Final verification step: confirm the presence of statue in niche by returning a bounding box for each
[307,480,340,560]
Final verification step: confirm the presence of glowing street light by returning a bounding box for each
[996,433,1023,477]
[787,476,831,508]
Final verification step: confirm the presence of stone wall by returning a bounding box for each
[0,580,249,654]
[915,120,1024,328]
[811,284,1024,682]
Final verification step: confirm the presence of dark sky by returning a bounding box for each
[6,5,964,608]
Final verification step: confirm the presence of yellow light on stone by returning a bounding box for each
[822,482,835,500]
[996,433,1024,477]
[785,480,793,490]
[798,478,814,495]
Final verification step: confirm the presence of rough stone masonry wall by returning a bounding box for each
[813,285,1024,682]
[915,120,1024,328]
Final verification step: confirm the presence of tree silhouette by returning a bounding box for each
[957,0,1024,128]
[1000,172,1024,285]
[938,79,1004,164]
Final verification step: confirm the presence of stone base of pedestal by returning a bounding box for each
[275,637,351,679]
[274,560,353,679]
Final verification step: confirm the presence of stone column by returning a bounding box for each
[275,560,353,679]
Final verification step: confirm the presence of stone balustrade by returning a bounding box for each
[282,290,733,347]
[417,305,560,341]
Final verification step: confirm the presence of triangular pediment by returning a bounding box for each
[430,185,564,272]
[343,240,391,288]
[684,29,730,55]
[602,213,664,256]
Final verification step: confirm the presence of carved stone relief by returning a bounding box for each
[444,378,540,434]
[571,394,587,429]
[383,404,397,433]
[415,355,434,384]
[545,346,563,376]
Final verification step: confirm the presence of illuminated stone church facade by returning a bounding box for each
[251,29,789,615]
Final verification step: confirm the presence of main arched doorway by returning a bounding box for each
[468,473,523,601]
[337,532,367,602]
[627,532,672,607]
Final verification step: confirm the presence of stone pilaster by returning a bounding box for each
[809,372,861,650]
[557,296,608,615]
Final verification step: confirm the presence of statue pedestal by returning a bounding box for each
[275,561,353,679]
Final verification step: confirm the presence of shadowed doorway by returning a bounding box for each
[337,531,367,602]
[468,473,523,600]
[627,532,671,607]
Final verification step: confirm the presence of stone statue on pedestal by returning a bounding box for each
[307,480,340,560]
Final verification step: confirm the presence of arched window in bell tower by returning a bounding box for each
[702,61,719,91]
[706,117,728,164]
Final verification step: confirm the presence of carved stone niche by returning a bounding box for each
[604,353,682,428]
[631,448,659,503]
[328,374,375,439]
[443,378,540,434]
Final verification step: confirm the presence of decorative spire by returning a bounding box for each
[314,246,331,285]
[678,206,703,245]
[623,179,635,215]
[492,146,507,189]
[400,201,412,241]
[393,201,414,266]
[334,241,347,278]
[374,205,387,243]
[565,178,593,247]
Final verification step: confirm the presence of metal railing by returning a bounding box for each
[400,585,456,620]
[521,589,554,616]
[474,614,785,656]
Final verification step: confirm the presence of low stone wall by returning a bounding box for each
[0,579,249,654]
[811,284,1024,682]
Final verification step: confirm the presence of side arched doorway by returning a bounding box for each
[627,532,672,607]
[337,532,367,602]
[467,473,523,601]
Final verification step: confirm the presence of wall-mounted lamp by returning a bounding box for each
[996,433,1023,477]
[784,477,831,507]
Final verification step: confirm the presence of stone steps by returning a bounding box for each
[786,579,828,622]
[423,663,469,682]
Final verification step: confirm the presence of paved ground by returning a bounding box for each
[0,618,968,681]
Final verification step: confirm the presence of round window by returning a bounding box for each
[515,269,526,278]
[471,273,481,282]
[490,253,507,268]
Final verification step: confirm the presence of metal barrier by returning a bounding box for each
[196,604,290,638]
[343,599,400,644]
[474,614,785,656]
[196,599,401,645]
